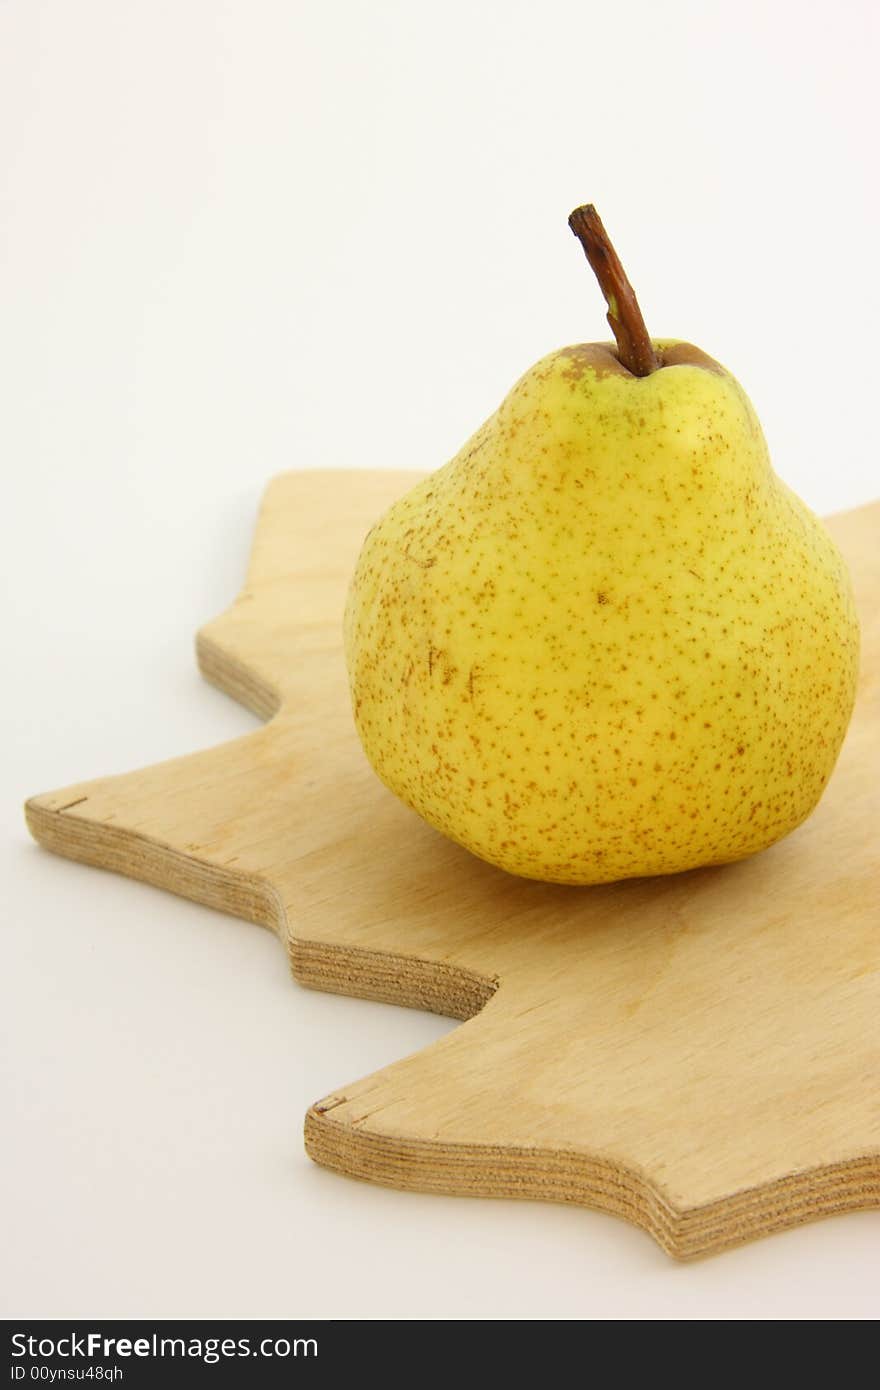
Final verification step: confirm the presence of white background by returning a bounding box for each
[3,1,878,1321]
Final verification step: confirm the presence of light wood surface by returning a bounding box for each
[26,471,880,1259]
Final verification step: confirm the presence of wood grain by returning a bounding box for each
[25,471,880,1259]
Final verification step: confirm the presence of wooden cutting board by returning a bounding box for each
[26,472,879,1260]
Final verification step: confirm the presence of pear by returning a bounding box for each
[344,206,859,885]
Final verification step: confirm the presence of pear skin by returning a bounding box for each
[344,213,859,886]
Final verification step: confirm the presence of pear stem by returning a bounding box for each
[568,205,659,377]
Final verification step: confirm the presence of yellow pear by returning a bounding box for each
[344,206,859,884]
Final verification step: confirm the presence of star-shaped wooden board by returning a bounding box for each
[26,472,879,1259]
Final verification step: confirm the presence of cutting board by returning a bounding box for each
[26,472,879,1260]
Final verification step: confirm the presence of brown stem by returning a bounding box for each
[568,205,659,377]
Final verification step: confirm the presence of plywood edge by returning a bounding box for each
[291,938,497,1021]
[304,1107,685,1255]
[196,628,281,722]
[24,795,285,935]
[23,795,497,1023]
[303,1109,880,1260]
